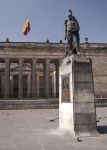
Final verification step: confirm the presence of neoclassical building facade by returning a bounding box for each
[0,40,107,99]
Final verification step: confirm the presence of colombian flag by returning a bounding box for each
[22,18,31,36]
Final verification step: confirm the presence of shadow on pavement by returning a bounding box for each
[97,126,107,134]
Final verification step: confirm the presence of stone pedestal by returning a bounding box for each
[59,54,97,136]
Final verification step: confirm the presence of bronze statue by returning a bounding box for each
[64,9,80,54]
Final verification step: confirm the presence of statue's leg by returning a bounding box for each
[68,37,73,55]
[73,34,80,54]
[72,35,77,54]
[67,31,77,55]
[75,32,80,53]
[70,44,74,55]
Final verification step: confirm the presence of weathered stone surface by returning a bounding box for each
[73,92,94,102]
[74,103,96,113]
[59,54,97,136]
[74,62,92,73]
[74,113,96,125]
[74,124,97,136]
[74,73,93,82]
[74,82,94,92]
[59,103,74,134]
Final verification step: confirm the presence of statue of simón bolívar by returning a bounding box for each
[64,9,80,54]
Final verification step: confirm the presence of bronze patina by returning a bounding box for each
[65,9,80,54]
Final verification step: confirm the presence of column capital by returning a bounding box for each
[45,58,51,63]
[32,57,37,61]
[32,58,37,64]
[5,58,10,63]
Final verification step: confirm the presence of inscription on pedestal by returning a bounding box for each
[61,74,70,103]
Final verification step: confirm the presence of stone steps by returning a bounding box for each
[0,98,59,110]
[95,98,107,107]
[0,98,106,110]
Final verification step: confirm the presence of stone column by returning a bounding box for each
[1,76,4,97]
[44,59,50,98]
[37,72,39,97]
[31,58,37,98]
[18,58,23,98]
[0,76,1,97]
[4,58,10,98]
[51,73,54,97]
[27,74,31,97]
[52,72,56,97]
[10,75,14,97]
[56,61,59,97]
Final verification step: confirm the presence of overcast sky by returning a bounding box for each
[0,0,107,43]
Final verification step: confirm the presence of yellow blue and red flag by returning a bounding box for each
[22,18,31,36]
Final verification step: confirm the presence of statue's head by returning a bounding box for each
[68,9,72,18]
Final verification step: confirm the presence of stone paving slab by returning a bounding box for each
[0,108,107,150]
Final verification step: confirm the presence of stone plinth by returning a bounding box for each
[59,54,97,136]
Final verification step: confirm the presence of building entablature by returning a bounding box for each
[0,41,107,51]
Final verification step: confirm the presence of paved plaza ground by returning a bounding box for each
[0,107,107,150]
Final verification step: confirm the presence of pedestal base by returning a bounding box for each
[59,54,97,136]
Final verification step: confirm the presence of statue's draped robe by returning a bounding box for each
[66,16,80,53]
